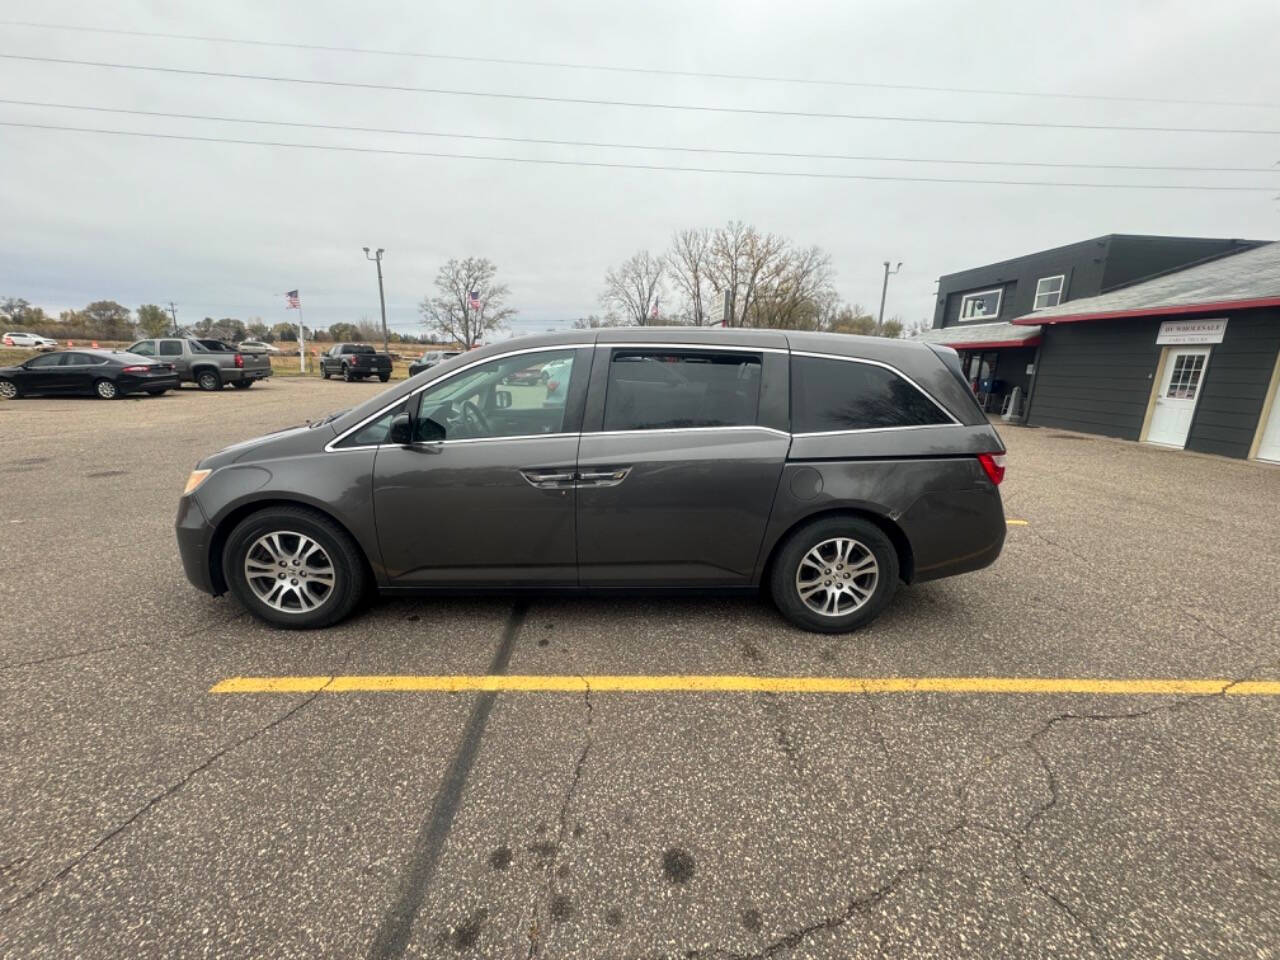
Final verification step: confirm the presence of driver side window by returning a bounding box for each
[413,350,577,442]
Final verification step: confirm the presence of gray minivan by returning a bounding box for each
[176,329,1006,632]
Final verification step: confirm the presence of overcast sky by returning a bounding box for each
[2,0,1279,339]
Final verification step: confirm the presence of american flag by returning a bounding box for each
[650,296,660,320]
[285,290,300,309]
[468,290,482,311]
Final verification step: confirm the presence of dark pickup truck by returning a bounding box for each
[320,343,392,382]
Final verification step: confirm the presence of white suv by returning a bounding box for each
[3,332,57,350]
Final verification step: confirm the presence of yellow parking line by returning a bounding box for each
[1006,519,1029,526]
[209,674,1280,696]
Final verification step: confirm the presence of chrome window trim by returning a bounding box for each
[587,425,791,440]
[601,342,787,355]
[789,350,961,426]
[324,343,592,452]
[791,423,958,439]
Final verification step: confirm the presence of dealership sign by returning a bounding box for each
[1156,318,1228,345]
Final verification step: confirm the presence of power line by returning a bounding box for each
[4,120,1276,192]
[2,19,1276,111]
[5,53,1280,137]
[4,98,1277,174]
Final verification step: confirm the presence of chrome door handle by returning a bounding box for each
[576,467,631,487]
[520,469,576,489]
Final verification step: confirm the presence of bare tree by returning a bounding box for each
[600,250,666,326]
[706,221,789,327]
[665,228,713,325]
[749,245,836,330]
[419,257,515,349]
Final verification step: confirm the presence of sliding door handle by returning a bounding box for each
[577,467,631,487]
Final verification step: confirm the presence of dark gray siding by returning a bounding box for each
[935,237,1109,328]
[1026,319,1163,439]
[1101,237,1265,292]
[1185,309,1280,459]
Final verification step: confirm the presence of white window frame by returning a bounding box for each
[958,288,1003,322]
[1033,275,1065,311]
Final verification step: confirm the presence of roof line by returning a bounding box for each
[1011,296,1280,326]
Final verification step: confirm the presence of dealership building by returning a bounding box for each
[921,236,1280,463]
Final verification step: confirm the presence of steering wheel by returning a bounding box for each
[460,398,491,435]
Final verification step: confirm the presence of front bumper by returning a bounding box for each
[175,493,218,595]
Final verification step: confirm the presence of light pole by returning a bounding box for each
[363,246,389,355]
[878,260,903,333]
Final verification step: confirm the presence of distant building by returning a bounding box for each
[918,235,1264,415]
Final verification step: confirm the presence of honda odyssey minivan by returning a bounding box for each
[176,328,1006,632]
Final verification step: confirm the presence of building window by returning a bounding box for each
[1033,275,1065,310]
[958,288,1002,321]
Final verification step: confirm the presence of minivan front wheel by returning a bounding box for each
[770,516,899,633]
[223,506,367,629]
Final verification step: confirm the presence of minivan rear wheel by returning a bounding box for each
[769,516,899,633]
[223,505,368,629]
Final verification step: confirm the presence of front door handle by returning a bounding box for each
[576,466,631,488]
[520,468,576,489]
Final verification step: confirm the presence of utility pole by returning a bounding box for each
[878,261,903,333]
[167,301,179,336]
[363,247,389,355]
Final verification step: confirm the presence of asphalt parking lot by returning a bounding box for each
[1,378,1277,959]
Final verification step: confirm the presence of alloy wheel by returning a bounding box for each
[794,537,879,617]
[0,380,16,399]
[243,530,337,614]
[96,380,117,399]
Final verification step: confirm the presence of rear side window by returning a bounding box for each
[159,341,183,356]
[602,351,762,431]
[790,356,952,432]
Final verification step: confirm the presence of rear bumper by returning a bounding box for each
[119,374,180,392]
[225,368,272,382]
[175,494,218,595]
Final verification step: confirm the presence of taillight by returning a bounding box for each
[234,353,244,368]
[547,379,561,394]
[977,452,1006,486]
[120,365,151,373]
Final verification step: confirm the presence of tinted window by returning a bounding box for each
[159,340,183,356]
[26,353,64,368]
[129,340,155,356]
[61,352,94,364]
[602,351,762,431]
[791,356,951,432]
[345,345,375,354]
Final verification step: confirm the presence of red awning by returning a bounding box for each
[945,336,1042,350]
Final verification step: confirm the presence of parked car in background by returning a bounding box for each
[127,337,272,391]
[176,329,1007,632]
[320,343,392,382]
[408,349,460,377]
[0,349,179,399]
[238,340,280,355]
[3,332,57,350]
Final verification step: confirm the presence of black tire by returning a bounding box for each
[322,368,330,380]
[768,515,900,634]
[0,377,20,400]
[379,374,390,383]
[223,505,368,629]
[343,365,353,382]
[196,369,222,391]
[146,388,168,396]
[94,378,120,400]
[231,380,252,390]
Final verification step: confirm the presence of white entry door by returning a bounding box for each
[1147,347,1211,448]
[1257,381,1280,463]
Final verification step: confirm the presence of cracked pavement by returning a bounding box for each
[1,379,1277,958]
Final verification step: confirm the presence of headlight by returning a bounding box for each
[183,468,212,496]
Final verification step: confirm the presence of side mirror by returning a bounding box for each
[495,389,513,409]
[417,417,447,442]
[389,411,414,445]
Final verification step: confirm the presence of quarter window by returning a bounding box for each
[958,289,1002,321]
[791,356,952,432]
[602,350,762,431]
[1033,275,1065,310]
